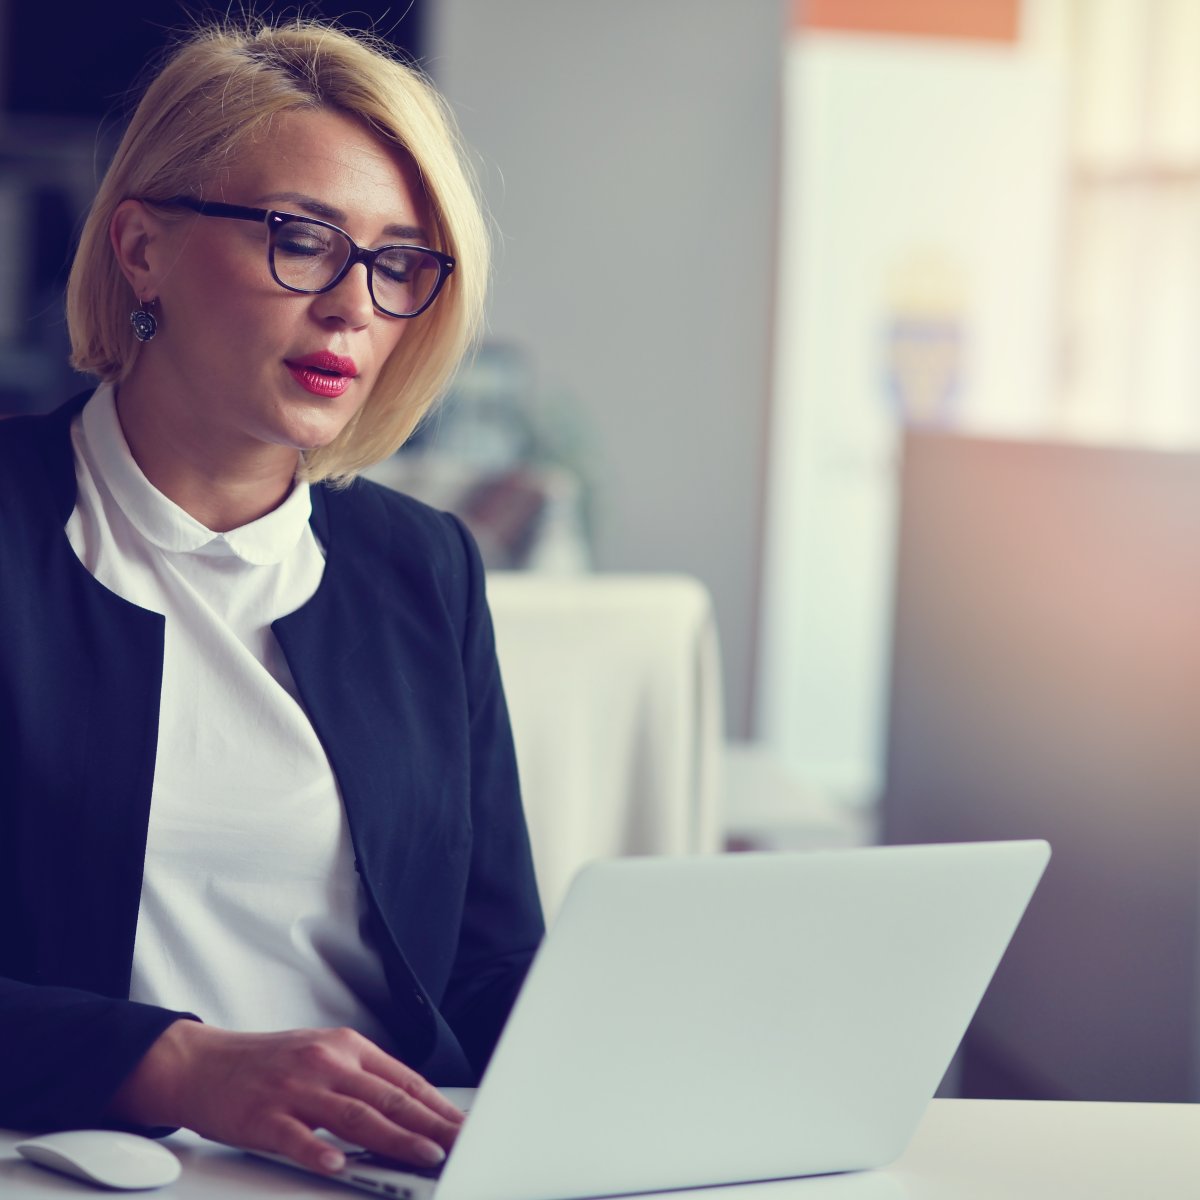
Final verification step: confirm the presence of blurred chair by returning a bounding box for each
[487,573,723,922]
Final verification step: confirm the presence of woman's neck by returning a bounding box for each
[113,379,302,533]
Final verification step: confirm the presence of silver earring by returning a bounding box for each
[130,299,158,343]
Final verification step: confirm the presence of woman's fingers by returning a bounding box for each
[358,1039,467,1126]
[358,1077,461,1146]
[264,1112,350,1175]
[108,1022,466,1174]
[285,1027,462,1155]
[305,1092,451,1168]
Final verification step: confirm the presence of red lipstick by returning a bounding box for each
[285,351,359,398]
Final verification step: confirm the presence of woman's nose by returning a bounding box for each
[311,262,375,327]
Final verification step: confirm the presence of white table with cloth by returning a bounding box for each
[485,572,724,920]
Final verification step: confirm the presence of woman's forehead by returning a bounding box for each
[216,109,428,232]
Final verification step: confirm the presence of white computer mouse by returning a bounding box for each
[15,1129,182,1190]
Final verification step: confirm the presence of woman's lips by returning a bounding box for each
[285,351,359,398]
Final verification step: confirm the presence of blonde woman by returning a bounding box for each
[0,18,542,1177]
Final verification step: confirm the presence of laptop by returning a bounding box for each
[257,840,1049,1200]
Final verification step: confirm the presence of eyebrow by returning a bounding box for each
[255,191,429,242]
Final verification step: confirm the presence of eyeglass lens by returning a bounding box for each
[271,218,443,317]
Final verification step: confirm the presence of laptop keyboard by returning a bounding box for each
[343,1149,446,1180]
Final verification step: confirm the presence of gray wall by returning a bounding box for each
[429,0,784,736]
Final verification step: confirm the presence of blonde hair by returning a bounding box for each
[66,18,488,483]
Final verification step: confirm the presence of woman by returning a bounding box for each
[0,17,543,1178]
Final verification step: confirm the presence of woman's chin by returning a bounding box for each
[271,407,357,455]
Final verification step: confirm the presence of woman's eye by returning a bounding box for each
[276,234,333,257]
[376,251,418,283]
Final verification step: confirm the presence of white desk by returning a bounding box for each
[3,1100,1198,1198]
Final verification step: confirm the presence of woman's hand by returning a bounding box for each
[108,1021,465,1174]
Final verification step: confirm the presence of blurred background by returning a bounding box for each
[4,0,1200,1105]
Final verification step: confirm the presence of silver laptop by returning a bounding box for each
[260,840,1049,1200]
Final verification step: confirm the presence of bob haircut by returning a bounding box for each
[66,18,488,484]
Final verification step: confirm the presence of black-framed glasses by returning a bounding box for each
[157,197,455,319]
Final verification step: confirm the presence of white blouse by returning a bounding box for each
[65,384,397,1049]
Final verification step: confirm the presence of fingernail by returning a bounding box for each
[320,1149,346,1172]
[417,1143,447,1167]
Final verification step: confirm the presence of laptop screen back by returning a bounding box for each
[440,841,1048,1200]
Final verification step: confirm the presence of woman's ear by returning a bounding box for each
[109,199,164,300]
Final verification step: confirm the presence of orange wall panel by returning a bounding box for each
[794,0,1019,42]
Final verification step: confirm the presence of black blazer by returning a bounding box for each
[0,393,544,1130]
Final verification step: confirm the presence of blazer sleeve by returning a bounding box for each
[0,976,192,1131]
[436,515,545,1075]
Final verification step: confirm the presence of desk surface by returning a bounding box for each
[3,1100,1198,1199]
[4,1099,1199,1200]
